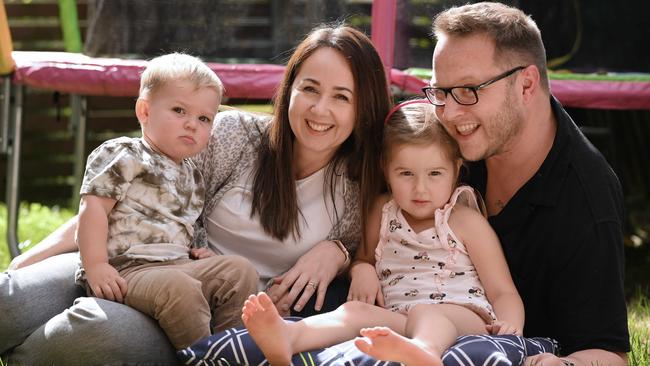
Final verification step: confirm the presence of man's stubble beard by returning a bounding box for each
[475,90,525,161]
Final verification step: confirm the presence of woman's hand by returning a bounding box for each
[266,240,347,314]
[8,252,34,270]
[347,261,384,306]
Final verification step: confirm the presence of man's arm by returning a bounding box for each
[526,349,627,366]
[552,219,629,356]
[8,215,80,269]
[566,349,627,366]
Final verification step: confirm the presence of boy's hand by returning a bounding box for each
[86,262,128,303]
[347,262,384,306]
[486,320,522,336]
[190,247,217,259]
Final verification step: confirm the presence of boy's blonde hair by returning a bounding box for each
[139,52,224,98]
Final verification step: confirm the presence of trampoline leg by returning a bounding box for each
[6,84,22,258]
[1,75,9,153]
[70,94,86,210]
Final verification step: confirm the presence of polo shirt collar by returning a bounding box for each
[526,96,574,207]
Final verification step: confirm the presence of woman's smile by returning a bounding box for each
[306,119,333,132]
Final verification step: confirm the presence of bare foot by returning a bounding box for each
[354,326,442,366]
[242,292,293,366]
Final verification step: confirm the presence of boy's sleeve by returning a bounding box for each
[81,139,140,201]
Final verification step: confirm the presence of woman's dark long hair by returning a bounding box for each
[251,24,391,241]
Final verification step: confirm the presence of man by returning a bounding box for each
[423,2,630,365]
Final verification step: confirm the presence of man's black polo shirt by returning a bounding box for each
[465,97,630,355]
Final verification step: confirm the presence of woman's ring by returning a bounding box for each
[307,281,318,289]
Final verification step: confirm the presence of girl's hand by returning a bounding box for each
[486,320,522,336]
[266,240,346,314]
[347,262,384,306]
[190,247,217,259]
[85,262,128,303]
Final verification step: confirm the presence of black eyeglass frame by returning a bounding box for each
[422,65,527,106]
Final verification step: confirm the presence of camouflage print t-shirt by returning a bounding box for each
[80,136,205,271]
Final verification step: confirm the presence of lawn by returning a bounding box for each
[0,203,649,364]
[628,295,650,365]
[0,203,75,269]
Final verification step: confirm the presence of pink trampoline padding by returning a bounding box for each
[390,68,428,96]
[11,51,285,99]
[549,79,650,110]
[9,51,650,109]
[392,68,650,110]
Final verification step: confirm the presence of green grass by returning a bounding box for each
[628,294,650,366]
[0,203,75,269]
[0,202,649,362]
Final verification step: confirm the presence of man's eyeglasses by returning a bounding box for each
[422,66,527,106]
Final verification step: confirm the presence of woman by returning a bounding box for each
[0,24,391,365]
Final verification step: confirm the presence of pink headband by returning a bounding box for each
[384,99,431,125]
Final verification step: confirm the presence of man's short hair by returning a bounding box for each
[433,2,549,91]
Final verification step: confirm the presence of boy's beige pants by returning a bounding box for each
[119,255,258,349]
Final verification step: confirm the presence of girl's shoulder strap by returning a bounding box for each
[437,185,483,217]
[448,185,485,216]
[382,198,398,214]
[434,185,484,255]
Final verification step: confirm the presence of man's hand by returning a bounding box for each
[524,353,574,366]
[85,262,128,303]
[486,320,522,336]
[525,349,627,366]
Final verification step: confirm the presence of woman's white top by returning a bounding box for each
[192,110,362,289]
[206,165,345,289]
